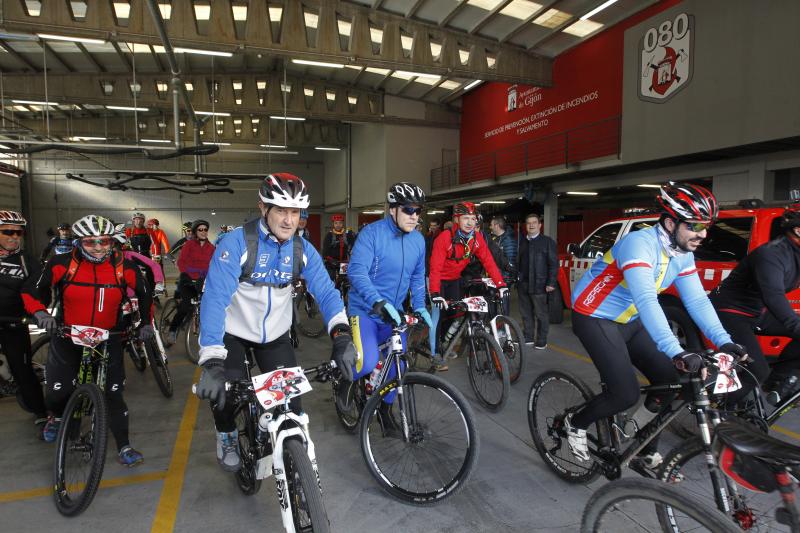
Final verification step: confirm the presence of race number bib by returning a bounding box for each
[481,277,496,289]
[713,353,742,394]
[69,325,110,347]
[339,263,349,274]
[462,296,488,313]
[252,367,312,410]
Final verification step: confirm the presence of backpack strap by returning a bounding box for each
[238,217,261,283]
[292,235,304,281]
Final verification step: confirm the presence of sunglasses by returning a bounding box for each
[196,227,209,232]
[400,206,423,216]
[683,221,712,232]
[0,229,24,237]
[81,237,113,247]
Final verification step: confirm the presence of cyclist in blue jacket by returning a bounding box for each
[194,173,357,473]
[345,182,433,429]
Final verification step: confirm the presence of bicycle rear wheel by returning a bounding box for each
[294,294,326,338]
[658,437,787,532]
[159,298,178,336]
[405,323,432,371]
[466,330,510,410]
[493,315,525,384]
[30,334,50,384]
[284,438,330,533]
[333,377,366,433]
[360,372,479,505]
[54,383,108,516]
[184,310,200,364]
[528,370,604,484]
[127,339,147,372]
[144,336,173,398]
[582,477,740,533]
[233,402,262,495]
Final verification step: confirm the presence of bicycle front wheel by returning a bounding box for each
[158,297,178,336]
[284,438,330,533]
[493,315,526,384]
[127,339,147,372]
[582,477,740,533]
[144,336,173,398]
[294,294,326,338]
[30,333,50,384]
[184,310,200,364]
[54,383,108,516]
[359,372,479,505]
[466,329,510,410]
[233,402,261,495]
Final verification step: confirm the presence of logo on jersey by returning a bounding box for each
[220,250,230,262]
[258,253,269,267]
[638,12,694,103]
[283,256,291,265]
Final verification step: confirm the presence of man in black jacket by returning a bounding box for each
[517,213,558,349]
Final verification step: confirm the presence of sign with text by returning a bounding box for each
[638,12,694,103]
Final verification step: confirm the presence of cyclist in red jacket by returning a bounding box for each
[428,201,508,370]
[23,215,153,466]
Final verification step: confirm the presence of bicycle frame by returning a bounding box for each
[374,321,418,442]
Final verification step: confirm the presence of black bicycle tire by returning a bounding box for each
[233,403,262,495]
[404,324,431,371]
[359,372,479,505]
[127,339,148,372]
[466,329,510,411]
[333,378,365,433]
[294,296,326,338]
[144,337,173,398]
[53,383,108,517]
[581,477,740,533]
[30,334,50,384]
[284,437,331,533]
[528,370,604,484]
[494,315,526,384]
[184,310,200,364]
[158,298,178,346]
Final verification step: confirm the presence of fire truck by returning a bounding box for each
[553,201,797,356]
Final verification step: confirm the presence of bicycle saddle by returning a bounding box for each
[715,419,800,465]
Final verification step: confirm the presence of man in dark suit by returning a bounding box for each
[518,213,558,349]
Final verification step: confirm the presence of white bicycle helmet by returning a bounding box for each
[112,223,129,245]
[258,173,310,209]
[0,210,27,226]
[72,215,116,238]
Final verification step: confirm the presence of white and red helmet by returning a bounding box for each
[258,173,310,209]
[657,182,718,223]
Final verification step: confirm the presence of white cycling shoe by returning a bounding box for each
[564,414,590,462]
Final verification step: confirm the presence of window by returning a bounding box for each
[629,219,657,233]
[694,217,753,262]
[580,222,622,258]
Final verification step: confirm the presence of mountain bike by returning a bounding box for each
[528,351,737,484]
[53,325,123,516]
[194,364,331,533]
[159,278,203,363]
[292,279,326,338]
[334,262,350,308]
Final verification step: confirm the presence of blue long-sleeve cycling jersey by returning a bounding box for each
[198,220,347,364]
[572,225,732,358]
[347,216,427,319]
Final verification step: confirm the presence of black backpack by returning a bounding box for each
[238,218,304,287]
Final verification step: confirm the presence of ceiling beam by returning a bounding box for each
[500,0,560,44]
[0,40,40,72]
[111,41,133,72]
[41,42,75,73]
[470,0,514,35]
[76,42,106,73]
[440,1,468,28]
[405,0,427,19]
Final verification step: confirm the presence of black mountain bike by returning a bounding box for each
[292,279,326,338]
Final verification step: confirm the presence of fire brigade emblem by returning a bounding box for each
[638,13,694,103]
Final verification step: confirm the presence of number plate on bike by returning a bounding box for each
[69,325,110,347]
[481,277,496,289]
[339,263,349,274]
[713,353,742,394]
[121,297,139,315]
[462,296,488,313]
[252,366,312,410]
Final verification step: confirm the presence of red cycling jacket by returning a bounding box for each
[148,228,170,256]
[428,227,506,294]
[177,239,215,280]
[22,250,152,330]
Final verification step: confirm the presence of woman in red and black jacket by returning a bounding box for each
[23,215,152,466]
[428,202,508,369]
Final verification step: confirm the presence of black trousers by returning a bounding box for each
[170,277,199,331]
[47,335,130,451]
[571,312,680,433]
[212,332,299,433]
[0,324,46,416]
[434,279,464,355]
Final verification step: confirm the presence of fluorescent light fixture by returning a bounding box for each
[196,111,231,117]
[262,150,299,155]
[566,191,598,196]
[203,142,231,146]
[106,105,149,112]
[141,139,172,143]
[0,144,11,150]
[69,136,107,141]
[174,47,233,58]
[362,210,384,215]
[315,147,341,151]
[269,115,305,121]
[428,210,445,214]
[463,79,483,92]
[260,144,287,148]
[637,184,662,189]
[0,32,38,41]
[581,0,619,20]
[395,70,440,80]
[12,99,59,106]
[480,200,506,204]
[291,59,345,68]
[37,33,106,45]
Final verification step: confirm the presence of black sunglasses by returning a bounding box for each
[0,229,24,236]
[196,227,209,232]
[400,206,423,216]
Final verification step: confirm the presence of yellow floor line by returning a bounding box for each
[0,470,166,504]
[548,342,800,442]
[151,367,201,533]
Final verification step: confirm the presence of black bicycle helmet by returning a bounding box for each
[387,182,426,208]
[192,219,210,233]
[57,222,71,230]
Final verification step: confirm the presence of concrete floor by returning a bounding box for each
[2,301,800,532]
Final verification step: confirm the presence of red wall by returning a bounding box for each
[357,214,382,227]
[306,214,321,249]
[459,0,681,181]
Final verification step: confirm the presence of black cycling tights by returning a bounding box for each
[571,313,680,433]
[212,331,299,433]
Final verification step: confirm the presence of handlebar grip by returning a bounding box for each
[191,382,232,397]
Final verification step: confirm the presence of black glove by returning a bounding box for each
[430,293,448,311]
[138,324,155,341]
[330,325,357,382]
[371,299,401,326]
[720,342,748,362]
[674,351,704,374]
[196,360,227,409]
[34,310,58,336]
